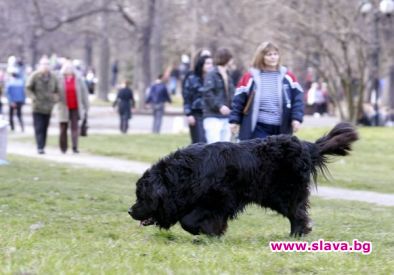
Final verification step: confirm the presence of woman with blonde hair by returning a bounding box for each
[57,61,89,153]
[229,42,304,140]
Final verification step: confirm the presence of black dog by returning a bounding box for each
[129,123,358,237]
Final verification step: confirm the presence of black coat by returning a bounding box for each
[114,88,134,119]
[182,73,204,115]
[203,67,235,118]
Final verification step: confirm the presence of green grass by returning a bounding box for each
[1,156,393,274]
[295,127,394,193]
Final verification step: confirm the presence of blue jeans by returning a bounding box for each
[251,123,281,139]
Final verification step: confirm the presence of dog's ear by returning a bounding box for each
[151,176,177,229]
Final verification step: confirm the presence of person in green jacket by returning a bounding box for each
[26,57,59,154]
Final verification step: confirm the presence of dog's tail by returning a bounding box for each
[310,122,359,181]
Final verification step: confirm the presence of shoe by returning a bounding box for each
[38,149,45,154]
[72,148,79,154]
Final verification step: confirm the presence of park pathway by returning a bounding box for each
[6,141,394,207]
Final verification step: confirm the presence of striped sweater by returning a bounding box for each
[256,71,281,125]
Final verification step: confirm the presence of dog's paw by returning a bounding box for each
[290,224,313,238]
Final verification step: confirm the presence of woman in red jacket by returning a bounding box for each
[57,61,89,153]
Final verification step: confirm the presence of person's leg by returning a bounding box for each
[42,114,51,150]
[156,105,164,133]
[195,113,207,143]
[125,116,129,133]
[203,118,221,144]
[220,118,231,142]
[153,104,164,133]
[32,112,41,150]
[152,108,158,133]
[120,114,128,133]
[9,105,14,131]
[188,117,199,144]
[59,122,68,153]
[16,103,24,132]
[33,112,46,153]
[70,109,79,152]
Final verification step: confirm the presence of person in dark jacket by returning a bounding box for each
[203,48,235,143]
[229,41,304,140]
[113,80,135,134]
[182,55,213,143]
[5,69,25,132]
[146,74,171,133]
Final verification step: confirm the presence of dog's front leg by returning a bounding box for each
[288,202,312,237]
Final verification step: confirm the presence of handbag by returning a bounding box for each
[242,81,255,115]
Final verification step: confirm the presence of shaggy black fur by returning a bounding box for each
[128,123,359,237]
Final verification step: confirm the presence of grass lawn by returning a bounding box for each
[295,127,394,193]
[20,126,394,194]
[1,156,393,274]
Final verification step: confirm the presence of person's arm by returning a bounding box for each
[229,72,253,124]
[113,90,120,108]
[79,77,90,112]
[130,89,135,108]
[287,73,304,124]
[25,73,36,100]
[164,85,171,103]
[5,82,12,104]
[203,71,222,112]
[286,72,304,132]
[53,74,60,102]
[182,76,193,116]
[145,86,153,104]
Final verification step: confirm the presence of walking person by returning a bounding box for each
[57,61,89,153]
[146,74,171,134]
[229,41,304,140]
[203,48,235,143]
[26,57,59,154]
[113,80,135,134]
[182,55,213,143]
[5,68,25,132]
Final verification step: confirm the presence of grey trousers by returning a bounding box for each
[152,103,164,133]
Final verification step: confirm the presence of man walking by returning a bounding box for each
[146,74,171,133]
[26,57,59,154]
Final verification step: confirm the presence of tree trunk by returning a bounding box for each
[84,34,93,69]
[97,10,110,101]
[135,0,156,109]
[150,0,162,81]
[30,33,39,68]
[389,65,394,122]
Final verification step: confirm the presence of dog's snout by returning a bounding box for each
[128,207,133,217]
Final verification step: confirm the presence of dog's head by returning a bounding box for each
[128,168,177,229]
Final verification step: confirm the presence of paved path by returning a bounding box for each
[6,141,394,207]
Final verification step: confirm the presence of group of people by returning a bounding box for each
[8,57,90,154]
[1,41,306,153]
[182,41,304,144]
